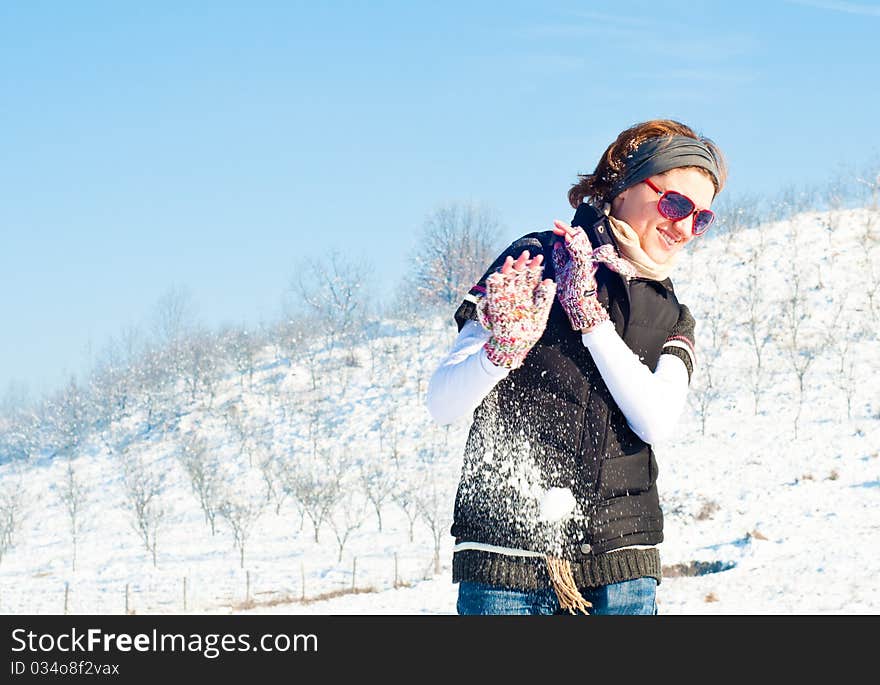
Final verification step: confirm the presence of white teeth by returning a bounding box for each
[658,228,680,247]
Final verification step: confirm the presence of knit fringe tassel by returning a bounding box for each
[546,556,592,615]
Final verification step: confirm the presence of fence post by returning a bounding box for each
[125,584,129,615]
[352,557,357,592]
[394,553,399,588]
[183,577,187,612]
[64,583,69,615]
[301,561,305,602]
[246,570,251,604]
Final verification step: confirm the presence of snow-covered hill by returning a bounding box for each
[1,206,878,615]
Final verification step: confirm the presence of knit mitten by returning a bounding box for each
[476,263,556,369]
[552,229,636,331]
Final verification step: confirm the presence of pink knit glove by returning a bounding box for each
[552,230,636,331]
[476,262,557,369]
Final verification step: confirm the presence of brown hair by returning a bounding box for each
[567,119,728,209]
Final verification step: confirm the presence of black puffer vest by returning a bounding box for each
[450,203,683,587]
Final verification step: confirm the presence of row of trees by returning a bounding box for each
[681,204,879,437]
[0,301,459,576]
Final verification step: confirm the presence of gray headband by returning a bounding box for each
[608,135,720,199]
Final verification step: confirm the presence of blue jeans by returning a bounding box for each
[456,577,658,615]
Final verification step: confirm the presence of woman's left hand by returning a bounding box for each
[552,220,636,276]
[551,220,635,331]
[552,219,580,244]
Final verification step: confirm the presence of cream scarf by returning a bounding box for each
[603,206,677,281]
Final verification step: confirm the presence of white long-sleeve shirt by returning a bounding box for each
[426,318,691,445]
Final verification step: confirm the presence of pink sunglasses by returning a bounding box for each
[644,178,715,236]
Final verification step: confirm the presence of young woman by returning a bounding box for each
[426,119,727,615]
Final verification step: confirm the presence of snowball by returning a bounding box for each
[539,487,576,523]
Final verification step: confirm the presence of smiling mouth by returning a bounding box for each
[657,227,682,248]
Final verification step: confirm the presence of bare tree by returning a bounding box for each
[0,408,39,463]
[90,362,132,426]
[740,229,778,415]
[225,403,257,466]
[376,366,404,464]
[274,451,307,535]
[222,326,262,390]
[120,452,167,568]
[130,345,175,434]
[391,468,421,543]
[688,360,721,437]
[688,273,728,435]
[0,477,25,565]
[281,448,343,543]
[274,317,300,366]
[828,317,860,420]
[218,487,266,569]
[859,213,880,323]
[770,184,814,222]
[303,394,333,460]
[855,169,880,210]
[58,458,89,572]
[152,284,197,348]
[90,327,145,424]
[410,317,442,402]
[825,174,848,212]
[48,377,93,460]
[415,470,452,576]
[282,316,324,392]
[250,429,291,516]
[327,470,367,563]
[403,202,503,310]
[180,330,221,405]
[263,459,290,516]
[362,320,385,382]
[781,258,821,439]
[289,251,373,366]
[176,432,223,535]
[149,285,199,402]
[358,460,396,532]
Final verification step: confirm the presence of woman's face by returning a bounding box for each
[610,167,716,264]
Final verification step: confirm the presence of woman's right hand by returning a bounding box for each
[477,250,556,369]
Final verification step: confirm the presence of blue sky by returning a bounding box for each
[2,0,878,398]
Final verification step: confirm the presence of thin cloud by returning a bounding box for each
[505,20,761,65]
[784,0,880,16]
[565,10,656,30]
[507,21,653,42]
[468,51,588,74]
[626,68,759,85]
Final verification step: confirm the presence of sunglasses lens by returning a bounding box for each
[657,191,694,221]
[693,210,715,235]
